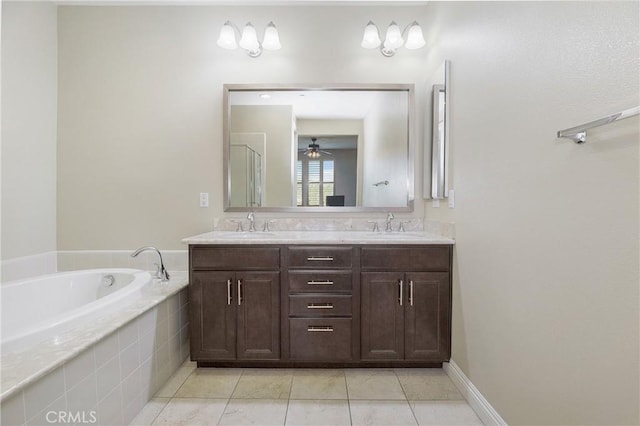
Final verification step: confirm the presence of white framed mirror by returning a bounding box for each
[223,84,415,212]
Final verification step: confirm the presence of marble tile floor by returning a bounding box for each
[130,361,483,426]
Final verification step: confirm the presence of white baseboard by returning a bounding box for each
[444,360,508,426]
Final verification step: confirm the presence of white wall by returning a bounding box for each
[423,2,639,424]
[1,2,57,261]
[362,91,409,207]
[56,5,428,250]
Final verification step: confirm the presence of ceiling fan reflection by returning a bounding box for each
[300,137,333,158]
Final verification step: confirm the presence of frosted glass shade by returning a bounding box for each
[262,22,281,50]
[217,21,237,49]
[383,21,404,50]
[239,23,260,51]
[361,21,381,49]
[405,22,426,49]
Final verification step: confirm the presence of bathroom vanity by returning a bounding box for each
[185,231,454,367]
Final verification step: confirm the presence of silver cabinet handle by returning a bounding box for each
[409,280,414,306]
[237,279,242,306]
[307,256,334,261]
[399,279,404,306]
[307,303,334,309]
[307,326,334,332]
[227,279,232,305]
[307,280,334,285]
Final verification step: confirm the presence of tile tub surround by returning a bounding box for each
[0,274,190,426]
[130,367,483,425]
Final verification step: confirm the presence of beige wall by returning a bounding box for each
[230,105,294,207]
[423,2,639,424]
[56,5,428,250]
[1,2,57,260]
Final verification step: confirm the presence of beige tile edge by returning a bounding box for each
[443,361,507,426]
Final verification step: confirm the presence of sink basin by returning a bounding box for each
[212,232,276,239]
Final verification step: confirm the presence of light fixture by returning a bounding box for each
[361,21,426,57]
[217,21,281,57]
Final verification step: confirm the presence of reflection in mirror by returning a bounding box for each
[428,60,450,199]
[224,85,414,212]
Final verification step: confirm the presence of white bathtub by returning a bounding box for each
[1,268,152,354]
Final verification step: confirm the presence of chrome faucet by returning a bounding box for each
[385,212,394,232]
[131,246,170,282]
[247,212,257,232]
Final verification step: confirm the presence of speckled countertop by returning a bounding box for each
[182,230,455,245]
[0,272,189,402]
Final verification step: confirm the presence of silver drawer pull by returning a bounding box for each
[307,303,334,309]
[307,280,334,285]
[307,326,334,332]
[307,256,334,261]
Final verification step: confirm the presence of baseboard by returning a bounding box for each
[444,360,508,426]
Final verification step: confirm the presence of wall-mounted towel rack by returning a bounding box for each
[557,106,640,144]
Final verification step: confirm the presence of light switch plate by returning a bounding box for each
[199,192,209,208]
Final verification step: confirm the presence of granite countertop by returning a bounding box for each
[182,230,455,245]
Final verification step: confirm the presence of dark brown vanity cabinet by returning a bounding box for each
[286,246,358,362]
[189,243,452,366]
[360,247,452,362]
[189,247,280,361]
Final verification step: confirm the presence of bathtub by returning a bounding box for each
[1,267,190,425]
[1,268,152,354]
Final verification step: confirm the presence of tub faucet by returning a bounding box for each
[385,212,394,232]
[131,246,170,282]
[247,212,257,232]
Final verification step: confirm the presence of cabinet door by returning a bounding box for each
[405,272,451,361]
[236,271,281,360]
[361,272,405,360]
[190,271,236,360]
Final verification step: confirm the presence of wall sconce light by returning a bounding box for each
[217,21,281,57]
[361,21,426,57]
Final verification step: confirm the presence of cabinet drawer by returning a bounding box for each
[288,271,352,293]
[191,247,280,270]
[289,295,352,317]
[361,246,451,271]
[287,247,352,269]
[290,318,352,361]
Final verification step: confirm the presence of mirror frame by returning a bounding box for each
[223,84,415,212]
[429,60,450,200]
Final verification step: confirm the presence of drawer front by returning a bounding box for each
[287,247,353,269]
[290,318,352,361]
[288,270,352,293]
[361,246,451,271]
[289,295,352,317]
[191,247,280,270]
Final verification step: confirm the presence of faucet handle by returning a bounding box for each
[398,221,409,232]
[367,220,380,232]
[230,220,244,232]
[263,219,276,232]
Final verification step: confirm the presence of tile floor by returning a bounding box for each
[130,361,484,426]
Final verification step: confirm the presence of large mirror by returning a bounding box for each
[223,84,414,212]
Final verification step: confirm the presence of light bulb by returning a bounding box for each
[217,21,237,49]
[383,21,404,50]
[262,22,281,50]
[405,22,426,50]
[239,22,260,52]
[361,21,381,49]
